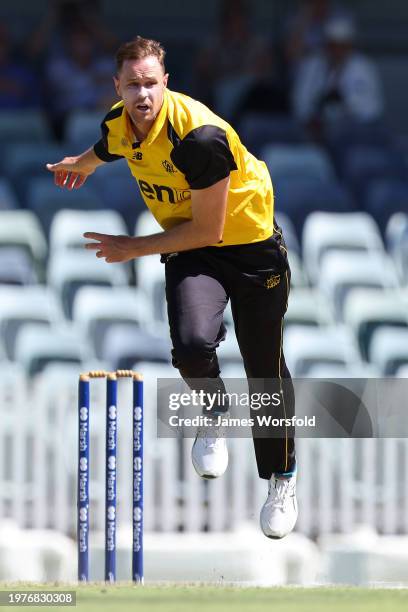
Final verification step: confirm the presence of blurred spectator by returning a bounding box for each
[285,0,351,70]
[44,23,116,140]
[0,25,41,109]
[292,17,384,141]
[194,0,284,121]
[27,0,117,64]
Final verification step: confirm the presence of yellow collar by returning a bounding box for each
[121,90,168,147]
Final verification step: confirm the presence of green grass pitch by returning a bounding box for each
[1,584,408,612]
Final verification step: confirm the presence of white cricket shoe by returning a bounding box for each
[260,472,298,539]
[191,418,228,479]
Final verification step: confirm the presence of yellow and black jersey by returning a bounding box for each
[94,88,275,246]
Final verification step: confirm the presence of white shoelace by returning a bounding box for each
[268,477,295,510]
[196,423,226,449]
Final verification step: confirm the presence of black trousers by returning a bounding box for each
[162,227,296,479]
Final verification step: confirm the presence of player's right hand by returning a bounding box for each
[46,157,95,190]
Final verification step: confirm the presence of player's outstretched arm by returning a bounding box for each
[46,147,106,189]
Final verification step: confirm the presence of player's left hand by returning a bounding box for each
[83,232,138,263]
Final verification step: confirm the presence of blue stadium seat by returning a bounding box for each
[238,113,307,157]
[283,325,361,376]
[1,143,65,202]
[47,250,129,319]
[302,212,384,285]
[386,213,408,285]
[92,164,145,232]
[0,178,19,210]
[318,251,399,320]
[369,327,408,375]
[262,144,335,183]
[0,286,63,359]
[285,288,334,328]
[275,212,300,256]
[274,177,355,239]
[134,254,166,324]
[0,210,47,279]
[72,286,150,358]
[343,289,408,361]
[65,111,104,151]
[101,324,171,370]
[14,324,90,377]
[364,178,408,235]
[27,177,103,236]
[49,209,127,253]
[0,110,51,146]
[0,248,38,286]
[341,145,406,198]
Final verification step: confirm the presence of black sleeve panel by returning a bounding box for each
[170,125,237,189]
[93,111,124,162]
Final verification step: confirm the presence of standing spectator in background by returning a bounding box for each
[292,17,384,141]
[44,23,116,139]
[285,0,351,71]
[195,0,275,121]
[27,0,118,63]
[0,25,41,109]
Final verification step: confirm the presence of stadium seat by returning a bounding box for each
[318,251,399,320]
[47,251,129,319]
[396,364,408,378]
[1,143,65,202]
[238,113,306,156]
[286,251,308,288]
[65,110,103,150]
[0,178,19,210]
[285,288,334,328]
[275,212,301,256]
[343,289,408,361]
[101,324,171,370]
[385,213,408,285]
[0,110,51,145]
[369,327,408,374]
[273,176,355,239]
[217,331,242,366]
[262,144,335,183]
[134,254,166,323]
[0,210,47,277]
[325,118,391,154]
[92,169,145,232]
[0,248,38,286]
[49,209,127,253]
[364,178,408,234]
[341,145,405,198]
[0,286,63,360]
[135,209,162,237]
[14,324,90,377]
[27,177,103,236]
[283,325,361,376]
[72,286,150,358]
[302,212,384,285]
[306,363,380,378]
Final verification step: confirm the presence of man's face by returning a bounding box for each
[114,56,168,131]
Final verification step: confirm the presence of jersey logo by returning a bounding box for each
[265,275,280,289]
[133,152,143,160]
[138,179,190,204]
[162,160,177,174]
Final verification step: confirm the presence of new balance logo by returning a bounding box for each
[162,159,177,174]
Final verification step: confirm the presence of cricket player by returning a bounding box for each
[47,36,297,538]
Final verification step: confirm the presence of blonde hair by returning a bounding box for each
[115,36,166,73]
